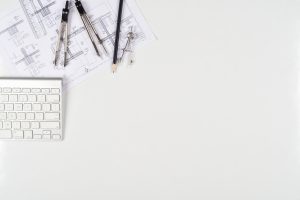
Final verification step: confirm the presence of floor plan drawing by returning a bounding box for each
[0,0,155,89]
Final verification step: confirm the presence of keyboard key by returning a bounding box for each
[0,122,2,129]
[32,88,41,93]
[12,122,21,129]
[43,130,51,135]
[12,88,21,93]
[47,95,60,103]
[23,104,32,111]
[41,89,50,94]
[33,104,41,111]
[17,113,26,120]
[51,104,60,111]
[0,104,4,111]
[18,94,27,102]
[5,104,13,111]
[31,122,39,129]
[52,134,61,140]
[45,113,60,120]
[3,88,11,93]
[22,88,31,93]
[13,131,23,139]
[28,95,36,102]
[42,104,51,111]
[3,122,11,129]
[33,134,42,139]
[24,131,33,139]
[0,130,12,139]
[7,113,16,120]
[37,95,46,102]
[0,112,7,120]
[42,134,51,140]
[35,113,44,120]
[21,122,30,129]
[9,95,18,102]
[0,95,9,102]
[40,122,60,129]
[14,104,23,111]
[26,113,35,120]
[51,88,60,94]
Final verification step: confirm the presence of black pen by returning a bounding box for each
[112,0,124,73]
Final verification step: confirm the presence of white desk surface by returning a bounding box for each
[0,0,300,199]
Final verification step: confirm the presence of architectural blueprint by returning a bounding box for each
[0,0,155,89]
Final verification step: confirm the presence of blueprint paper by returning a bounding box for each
[0,0,155,89]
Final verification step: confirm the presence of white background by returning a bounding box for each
[0,0,300,199]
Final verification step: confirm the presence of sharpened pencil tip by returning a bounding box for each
[112,64,117,73]
[96,52,101,58]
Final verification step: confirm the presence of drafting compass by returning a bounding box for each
[53,1,70,67]
[119,27,136,65]
[75,0,108,57]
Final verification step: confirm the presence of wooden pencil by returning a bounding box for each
[112,0,124,73]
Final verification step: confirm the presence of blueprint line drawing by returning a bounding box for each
[0,19,24,36]
[0,0,156,89]
[19,0,58,39]
[15,48,40,65]
[33,1,55,16]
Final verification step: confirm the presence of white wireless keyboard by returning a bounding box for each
[0,78,63,141]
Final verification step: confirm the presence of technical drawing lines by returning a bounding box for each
[0,0,155,89]
[0,20,24,36]
[96,14,115,45]
[33,1,55,16]
[68,27,86,39]
[19,0,56,38]
[67,48,84,62]
[15,48,40,65]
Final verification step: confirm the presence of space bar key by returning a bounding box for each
[0,130,12,139]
